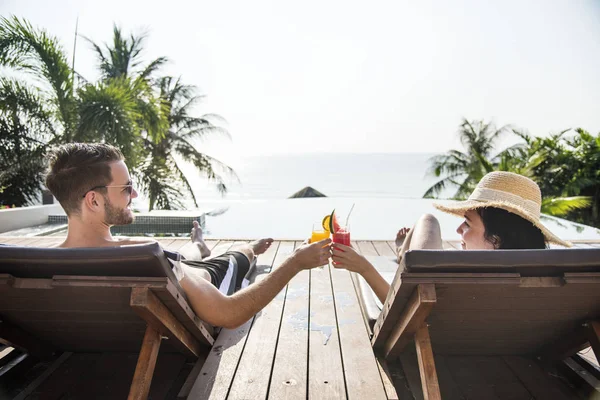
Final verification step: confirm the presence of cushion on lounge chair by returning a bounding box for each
[0,242,176,280]
[403,248,600,275]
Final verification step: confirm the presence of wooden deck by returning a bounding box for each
[1,237,598,399]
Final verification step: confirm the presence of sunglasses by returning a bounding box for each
[83,182,135,198]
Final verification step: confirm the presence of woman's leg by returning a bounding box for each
[396,213,443,263]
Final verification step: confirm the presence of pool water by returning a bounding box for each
[200,198,600,242]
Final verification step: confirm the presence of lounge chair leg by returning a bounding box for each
[414,324,441,400]
[128,326,162,400]
[585,320,600,363]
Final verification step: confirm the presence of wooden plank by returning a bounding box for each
[156,238,177,249]
[356,241,379,256]
[399,349,426,400]
[268,241,309,400]
[374,356,401,400]
[130,287,202,358]
[562,357,600,391]
[0,237,25,244]
[308,260,346,399]
[163,238,190,252]
[15,237,49,247]
[372,241,396,257]
[228,241,296,399]
[207,241,235,258]
[430,355,466,400]
[414,325,441,400]
[13,352,72,400]
[128,326,162,400]
[178,239,220,260]
[503,356,574,400]
[69,353,139,398]
[386,241,398,254]
[378,284,437,358]
[586,320,600,364]
[442,241,459,250]
[1,237,39,246]
[187,241,280,400]
[0,317,56,358]
[177,355,208,399]
[444,356,537,400]
[147,352,188,400]
[330,263,387,399]
[23,353,102,399]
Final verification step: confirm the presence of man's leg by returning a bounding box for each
[396,214,442,264]
[184,220,211,261]
[183,238,274,293]
[230,238,273,264]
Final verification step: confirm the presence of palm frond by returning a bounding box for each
[0,15,76,137]
[541,196,592,217]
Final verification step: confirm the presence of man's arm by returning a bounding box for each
[179,239,331,329]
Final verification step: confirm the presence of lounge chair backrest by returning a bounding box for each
[0,242,176,280]
[372,248,600,357]
[403,248,600,275]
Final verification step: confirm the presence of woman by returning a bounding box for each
[331,171,571,304]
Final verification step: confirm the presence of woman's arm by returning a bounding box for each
[331,244,391,304]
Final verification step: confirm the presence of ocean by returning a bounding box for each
[180,152,441,204]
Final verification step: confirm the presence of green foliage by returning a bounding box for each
[139,76,236,211]
[0,16,233,209]
[424,118,511,199]
[425,119,600,227]
[0,78,54,206]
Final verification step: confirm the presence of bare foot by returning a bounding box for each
[191,220,211,259]
[250,238,274,256]
[395,227,410,250]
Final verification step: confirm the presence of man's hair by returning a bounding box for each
[45,143,124,215]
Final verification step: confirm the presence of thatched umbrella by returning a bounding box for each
[288,186,327,198]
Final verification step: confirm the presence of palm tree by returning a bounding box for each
[81,25,169,165]
[0,17,68,206]
[427,120,595,223]
[0,17,235,210]
[86,27,235,210]
[140,77,236,210]
[0,78,55,206]
[423,118,511,199]
[0,16,77,140]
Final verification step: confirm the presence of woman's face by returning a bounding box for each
[456,209,496,250]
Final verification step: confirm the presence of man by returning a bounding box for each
[45,143,331,329]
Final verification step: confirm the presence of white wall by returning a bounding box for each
[0,204,66,234]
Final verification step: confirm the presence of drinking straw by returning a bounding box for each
[345,203,355,227]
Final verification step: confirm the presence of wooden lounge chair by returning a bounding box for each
[0,243,214,399]
[359,248,600,399]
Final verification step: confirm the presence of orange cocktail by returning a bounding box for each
[311,227,330,243]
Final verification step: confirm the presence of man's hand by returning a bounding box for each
[289,238,332,270]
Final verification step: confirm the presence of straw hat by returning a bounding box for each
[433,171,571,247]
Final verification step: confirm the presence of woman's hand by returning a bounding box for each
[331,243,371,274]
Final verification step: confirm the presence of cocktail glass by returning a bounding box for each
[311,223,330,243]
[332,225,350,246]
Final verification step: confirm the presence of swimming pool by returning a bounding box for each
[199,197,600,242]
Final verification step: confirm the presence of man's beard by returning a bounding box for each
[104,198,135,226]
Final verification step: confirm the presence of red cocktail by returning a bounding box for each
[332,228,350,246]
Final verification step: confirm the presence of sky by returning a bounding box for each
[2,0,600,163]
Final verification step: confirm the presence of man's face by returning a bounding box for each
[101,161,138,226]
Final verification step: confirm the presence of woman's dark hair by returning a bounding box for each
[476,207,547,249]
